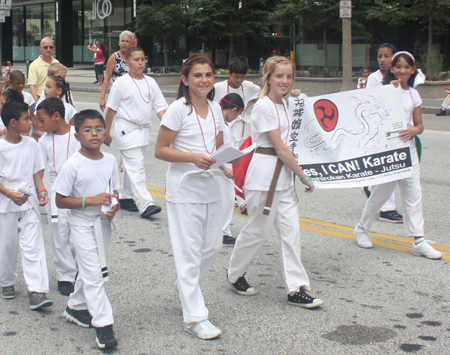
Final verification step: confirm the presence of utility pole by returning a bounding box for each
[340,1,352,91]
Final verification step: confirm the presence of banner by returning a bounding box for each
[289,85,413,188]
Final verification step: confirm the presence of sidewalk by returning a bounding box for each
[12,63,448,111]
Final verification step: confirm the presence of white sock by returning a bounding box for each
[414,237,424,246]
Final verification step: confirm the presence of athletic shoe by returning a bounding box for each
[238,200,248,215]
[63,306,93,328]
[28,292,53,310]
[436,108,447,116]
[223,235,236,246]
[1,286,15,299]
[379,210,403,223]
[362,186,371,199]
[287,288,324,308]
[412,240,442,260]
[185,320,222,340]
[119,198,139,212]
[354,223,373,248]
[228,273,257,296]
[95,325,118,349]
[58,281,74,296]
[140,205,162,219]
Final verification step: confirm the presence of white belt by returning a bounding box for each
[176,169,242,193]
[0,178,40,216]
[116,117,151,137]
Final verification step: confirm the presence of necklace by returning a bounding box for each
[52,125,71,175]
[267,95,290,144]
[192,102,217,155]
[129,73,150,103]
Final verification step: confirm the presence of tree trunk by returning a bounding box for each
[428,17,433,54]
[163,36,169,68]
[229,35,235,62]
[323,28,328,67]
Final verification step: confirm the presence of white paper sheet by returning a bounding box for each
[210,143,256,169]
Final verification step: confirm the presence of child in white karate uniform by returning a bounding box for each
[354,51,442,260]
[0,100,52,309]
[105,47,168,219]
[227,56,323,309]
[42,75,77,125]
[37,97,80,296]
[155,55,226,340]
[52,110,120,349]
[218,93,244,245]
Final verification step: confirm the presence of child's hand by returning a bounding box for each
[38,192,48,206]
[303,180,314,193]
[391,79,400,88]
[104,204,119,220]
[399,127,416,141]
[228,157,242,165]
[291,89,302,97]
[221,166,233,179]
[90,193,116,207]
[193,154,215,170]
[8,191,29,206]
[103,132,112,147]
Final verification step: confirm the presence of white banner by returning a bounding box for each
[289,85,414,188]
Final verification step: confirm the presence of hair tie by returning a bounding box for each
[392,51,415,64]
[265,57,293,74]
[182,56,212,73]
[220,98,244,111]
[379,43,397,53]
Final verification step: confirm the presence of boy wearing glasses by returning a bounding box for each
[52,109,120,350]
[28,37,59,104]
[36,98,80,296]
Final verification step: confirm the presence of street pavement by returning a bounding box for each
[0,66,449,354]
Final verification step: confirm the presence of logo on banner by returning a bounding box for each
[313,99,339,132]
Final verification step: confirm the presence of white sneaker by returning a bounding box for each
[354,223,373,248]
[412,240,442,259]
[185,320,222,340]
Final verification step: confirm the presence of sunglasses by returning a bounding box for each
[42,45,55,49]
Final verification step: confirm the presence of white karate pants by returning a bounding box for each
[167,200,222,324]
[0,209,49,293]
[68,222,113,327]
[368,187,396,212]
[220,175,235,237]
[441,95,450,110]
[45,197,77,283]
[119,145,154,213]
[360,162,424,237]
[228,187,310,293]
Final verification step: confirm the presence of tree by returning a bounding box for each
[187,0,270,61]
[367,0,450,54]
[136,0,188,67]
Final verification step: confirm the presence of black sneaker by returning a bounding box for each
[223,235,236,246]
[287,288,324,308]
[58,281,74,296]
[436,108,447,116]
[227,273,257,296]
[362,186,371,199]
[28,292,53,310]
[1,286,15,299]
[379,210,403,224]
[119,198,139,212]
[140,205,162,219]
[95,325,118,349]
[63,306,93,328]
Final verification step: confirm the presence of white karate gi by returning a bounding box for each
[220,124,235,237]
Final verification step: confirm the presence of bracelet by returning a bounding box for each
[300,176,311,183]
[39,191,48,198]
[82,197,86,210]
[37,188,48,198]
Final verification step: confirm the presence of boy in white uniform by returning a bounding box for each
[37,98,80,295]
[9,70,37,136]
[52,109,120,349]
[0,100,53,309]
[104,47,168,218]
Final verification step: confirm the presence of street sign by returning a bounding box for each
[340,1,352,18]
[0,0,12,10]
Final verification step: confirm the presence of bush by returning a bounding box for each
[423,46,443,81]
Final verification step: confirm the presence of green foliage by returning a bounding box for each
[423,46,444,81]
[307,66,339,78]
[150,66,182,73]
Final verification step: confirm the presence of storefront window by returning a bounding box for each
[84,0,106,62]
[42,3,55,39]
[12,6,25,61]
[25,4,41,60]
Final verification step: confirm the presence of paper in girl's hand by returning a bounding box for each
[210,143,256,169]
[101,179,118,214]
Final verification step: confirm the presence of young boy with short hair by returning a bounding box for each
[36,97,80,296]
[0,100,52,310]
[104,46,168,218]
[52,109,120,349]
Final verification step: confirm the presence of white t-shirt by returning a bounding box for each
[366,70,384,88]
[52,151,120,226]
[0,136,44,213]
[107,74,168,150]
[35,91,77,125]
[39,126,81,183]
[0,118,5,136]
[401,87,422,166]
[245,96,294,191]
[22,91,35,107]
[161,98,224,204]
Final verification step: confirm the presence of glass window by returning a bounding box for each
[73,1,83,62]
[12,6,25,61]
[42,3,55,39]
[25,4,41,60]
[84,0,106,62]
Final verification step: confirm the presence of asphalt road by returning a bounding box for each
[1,93,449,354]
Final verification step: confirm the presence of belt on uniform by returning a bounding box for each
[255,147,281,216]
[116,117,151,137]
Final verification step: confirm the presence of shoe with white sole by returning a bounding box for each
[412,240,442,260]
[354,223,373,248]
[185,320,222,340]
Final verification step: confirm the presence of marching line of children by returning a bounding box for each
[1,49,444,350]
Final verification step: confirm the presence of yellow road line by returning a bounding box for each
[146,184,449,259]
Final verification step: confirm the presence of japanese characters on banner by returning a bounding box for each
[288,85,414,189]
